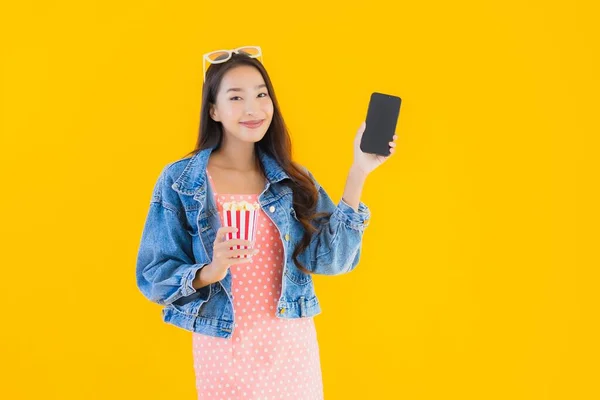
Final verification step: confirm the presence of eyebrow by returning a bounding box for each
[226,84,267,93]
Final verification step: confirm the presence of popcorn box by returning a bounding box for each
[221,200,261,258]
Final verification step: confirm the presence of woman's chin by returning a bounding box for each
[241,127,269,141]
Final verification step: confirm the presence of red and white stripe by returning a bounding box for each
[222,209,259,258]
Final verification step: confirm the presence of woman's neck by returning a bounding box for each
[211,142,258,172]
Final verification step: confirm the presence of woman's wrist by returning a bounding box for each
[192,263,213,290]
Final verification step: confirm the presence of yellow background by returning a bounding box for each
[1,0,598,398]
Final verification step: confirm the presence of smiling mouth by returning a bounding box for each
[240,119,264,128]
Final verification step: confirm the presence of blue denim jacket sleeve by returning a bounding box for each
[302,168,371,275]
[135,165,209,306]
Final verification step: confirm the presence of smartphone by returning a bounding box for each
[360,92,402,156]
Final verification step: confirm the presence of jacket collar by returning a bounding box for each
[170,143,290,196]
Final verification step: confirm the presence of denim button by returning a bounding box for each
[269,205,275,212]
[284,234,290,241]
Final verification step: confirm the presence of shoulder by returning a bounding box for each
[295,163,321,191]
[150,156,194,203]
[163,156,194,180]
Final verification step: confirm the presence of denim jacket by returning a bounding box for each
[135,144,371,339]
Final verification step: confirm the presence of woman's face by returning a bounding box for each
[210,65,274,143]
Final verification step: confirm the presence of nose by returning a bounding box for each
[246,98,262,115]
[246,107,261,117]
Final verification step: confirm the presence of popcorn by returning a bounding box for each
[221,200,261,258]
[223,200,261,211]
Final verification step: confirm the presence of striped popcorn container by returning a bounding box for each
[221,200,261,258]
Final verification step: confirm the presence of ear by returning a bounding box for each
[209,104,220,122]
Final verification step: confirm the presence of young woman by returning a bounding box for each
[136,46,396,399]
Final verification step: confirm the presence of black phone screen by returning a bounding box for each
[360,92,402,156]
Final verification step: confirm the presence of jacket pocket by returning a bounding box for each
[285,266,312,285]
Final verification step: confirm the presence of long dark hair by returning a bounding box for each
[182,52,330,275]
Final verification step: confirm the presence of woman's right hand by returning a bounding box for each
[201,226,259,284]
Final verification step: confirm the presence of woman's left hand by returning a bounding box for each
[352,121,397,176]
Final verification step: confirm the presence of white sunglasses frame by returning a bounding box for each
[202,46,263,83]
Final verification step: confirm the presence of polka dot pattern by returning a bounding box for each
[191,171,324,399]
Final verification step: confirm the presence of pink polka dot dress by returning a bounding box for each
[191,170,324,400]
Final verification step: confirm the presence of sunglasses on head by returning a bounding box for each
[202,46,263,83]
